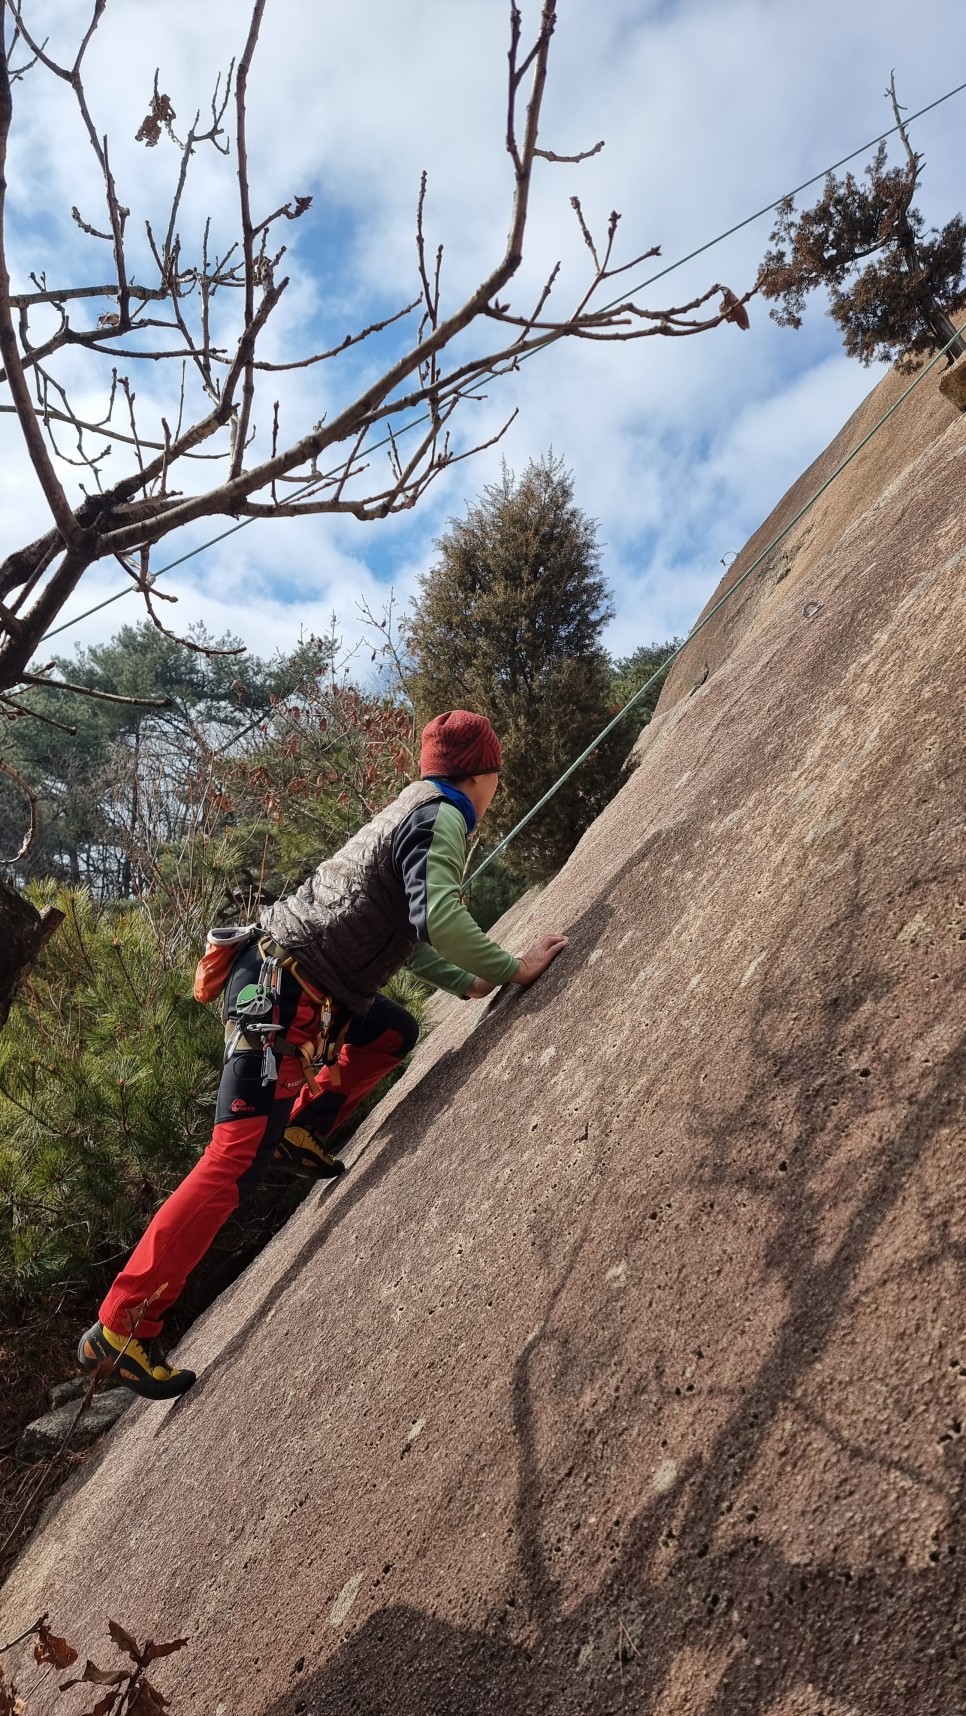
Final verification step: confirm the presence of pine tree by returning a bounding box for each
[610,641,678,735]
[405,454,622,880]
[0,878,428,1312]
[0,886,223,1308]
[0,621,279,898]
[757,86,966,369]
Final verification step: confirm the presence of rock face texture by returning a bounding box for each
[2,359,965,1715]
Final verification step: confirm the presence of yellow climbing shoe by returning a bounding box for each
[78,1321,195,1400]
[274,1124,346,1180]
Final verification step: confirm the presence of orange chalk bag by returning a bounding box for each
[192,925,260,1004]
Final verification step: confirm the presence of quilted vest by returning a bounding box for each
[259,779,447,1015]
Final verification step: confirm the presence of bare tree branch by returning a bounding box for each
[0,690,77,733]
[0,0,753,697]
[535,138,605,164]
[887,71,922,181]
[0,754,37,861]
[248,300,416,372]
[229,0,268,481]
[16,669,172,708]
[0,47,86,548]
[9,281,167,308]
[233,410,519,519]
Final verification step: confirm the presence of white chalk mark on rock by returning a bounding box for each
[897,912,931,945]
[330,1572,365,1629]
[806,812,845,845]
[634,961,660,990]
[405,1417,426,1449]
[653,1458,677,1493]
[739,953,766,989]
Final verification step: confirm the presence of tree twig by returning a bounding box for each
[0,755,38,861]
[229,0,268,480]
[16,671,172,708]
[0,54,86,549]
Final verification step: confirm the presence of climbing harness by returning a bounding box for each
[196,926,351,1091]
[224,947,286,1084]
[248,936,351,1092]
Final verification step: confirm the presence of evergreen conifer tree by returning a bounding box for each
[757,84,966,368]
[610,641,678,735]
[0,887,223,1308]
[0,622,279,897]
[0,878,428,1313]
[405,454,624,880]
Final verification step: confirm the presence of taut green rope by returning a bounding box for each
[470,319,966,883]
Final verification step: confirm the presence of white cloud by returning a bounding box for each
[2,0,965,672]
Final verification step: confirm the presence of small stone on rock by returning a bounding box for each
[17,1389,133,1463]
[49,1369,125,1410]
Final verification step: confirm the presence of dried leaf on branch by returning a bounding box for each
[33,1618,78,1669]
[135,91,176,147]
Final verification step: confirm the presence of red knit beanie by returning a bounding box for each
[419,710,503,778]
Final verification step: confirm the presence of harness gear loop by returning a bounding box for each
[222,934,349,1092]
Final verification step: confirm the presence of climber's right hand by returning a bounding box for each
[511,935,569,987]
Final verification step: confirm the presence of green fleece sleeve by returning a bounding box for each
[425,803,520,985]
[407,941,475,997]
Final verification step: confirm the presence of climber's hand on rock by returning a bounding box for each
[511,935,569,987]
[464,976,496,999]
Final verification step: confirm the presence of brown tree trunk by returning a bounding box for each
[0,876,63,1030]
[924,298,966,364]
[896,220,966,364]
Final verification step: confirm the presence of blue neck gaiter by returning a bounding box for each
[426,778,477,834]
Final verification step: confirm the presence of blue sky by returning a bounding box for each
[4,0,966,673]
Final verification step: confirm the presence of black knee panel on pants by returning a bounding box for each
[348,993,420,1056]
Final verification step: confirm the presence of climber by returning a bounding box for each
[78,710,568,1399]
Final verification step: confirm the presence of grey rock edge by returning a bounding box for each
[16,1389,133,1464]
[49,1371,125,1410]
[938,348,966,410]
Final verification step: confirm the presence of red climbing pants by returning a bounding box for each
[99,943,418,1341]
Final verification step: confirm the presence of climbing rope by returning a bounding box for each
[601,78,966,314]
[469,316,966,883]
[40,75,966,648]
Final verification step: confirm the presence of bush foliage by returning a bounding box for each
[0,882,430,1315]
[0,887,222,1308]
